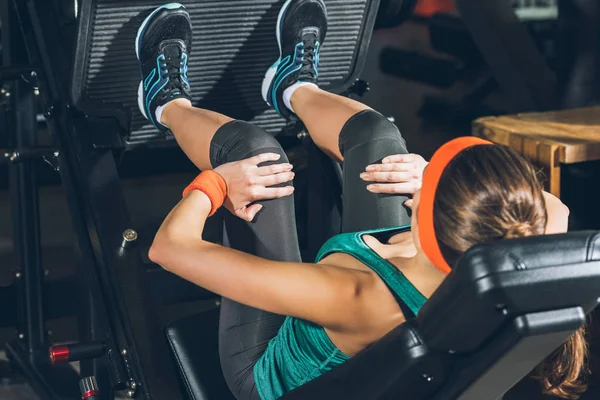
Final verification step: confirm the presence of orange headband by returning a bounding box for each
[417,137,492,274]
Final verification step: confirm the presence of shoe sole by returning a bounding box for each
[136,2,185,120]
[261,0,293,104]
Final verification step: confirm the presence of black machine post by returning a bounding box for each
[2,0,184,398]
[9,56,45,357]
[1,1,81,398]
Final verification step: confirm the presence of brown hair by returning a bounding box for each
[431,144,588,399]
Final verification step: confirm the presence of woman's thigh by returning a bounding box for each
[338,110,411,233]
[210,121,300,398]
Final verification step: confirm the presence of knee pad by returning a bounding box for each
[210,120,288,167]
[338,110,407,157]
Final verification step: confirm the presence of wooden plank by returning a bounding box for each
[536,141,561,197]
[474,107,600,164]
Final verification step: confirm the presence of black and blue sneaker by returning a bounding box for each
[136,3,192,132]
[262,0,328,119]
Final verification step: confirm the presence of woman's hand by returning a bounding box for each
[214,153,295,222]
[360,153,428,199]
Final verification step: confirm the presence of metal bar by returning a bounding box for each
[69,130,177,396]
[78,256,114,400]
[1,1,81,397]
[14,0,184,397]
[1,146,57,164]
[0,65,36,81]
[7,13,46,354]
[5,340,81,400]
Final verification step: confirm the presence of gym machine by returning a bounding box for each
[0,0,379,398]
[2,0,600,399]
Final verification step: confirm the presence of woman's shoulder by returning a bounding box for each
[363,230,416,260]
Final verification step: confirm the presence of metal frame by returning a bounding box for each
[2,0,185,398]
[1,0,81,397]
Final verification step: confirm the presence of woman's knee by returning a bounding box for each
[338,110,408,158]
[210,120,288,167]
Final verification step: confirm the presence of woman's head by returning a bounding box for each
[412,138,547,271]
[413,139,587,399]
[432,143,547,267]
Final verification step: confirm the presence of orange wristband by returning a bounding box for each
[183,170,227,216]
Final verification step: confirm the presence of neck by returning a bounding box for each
[402,251,448,298]
[401,250,446,276]
[409,250,434,267]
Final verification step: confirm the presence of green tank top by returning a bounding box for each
[253,225,428,400]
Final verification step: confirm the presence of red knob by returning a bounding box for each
[81,389,100,400]
[49,345,70,364]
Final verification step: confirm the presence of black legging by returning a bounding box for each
[211,110,410,399]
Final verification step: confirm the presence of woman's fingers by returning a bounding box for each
[255,171,295,187]
[256,163,293,176]
[360,171,415,183]
[237,203,264,222]
[245,152,282,166]
[252,185,295,201]
[366,182,421,195]
[404,199,414,209]
[365,162,414,172]
[382,153,420,164]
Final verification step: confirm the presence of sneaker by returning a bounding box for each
[136,3,192,132]
[262,0,328,119]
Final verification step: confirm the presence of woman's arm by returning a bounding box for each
[543,191,569,234]
[360,154,570,234]
[149,190,376,331]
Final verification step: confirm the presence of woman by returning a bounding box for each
[137,2,585,399]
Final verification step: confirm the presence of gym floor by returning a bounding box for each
[0,22,494,399]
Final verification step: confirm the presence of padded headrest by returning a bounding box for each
[418,231,600,352]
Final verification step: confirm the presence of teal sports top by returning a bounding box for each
[253,225,428,400]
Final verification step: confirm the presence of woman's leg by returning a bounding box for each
[290,88,411,233]
[291,85,369,161]
[137,5,298,398]
[162,101,301,399]
[258,0,408,233]
[161,98,232,171]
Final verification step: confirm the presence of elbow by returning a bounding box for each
[149,229,207,272]
[148,232,174,271]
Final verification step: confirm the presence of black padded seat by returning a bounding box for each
[166,307,235,400]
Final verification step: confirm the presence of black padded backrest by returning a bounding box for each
[71,0,380,148]
[419,231,600,352]
[282,231,600,400]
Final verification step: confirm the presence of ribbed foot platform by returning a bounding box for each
[72,0,378,148]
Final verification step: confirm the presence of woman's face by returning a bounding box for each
[411,189,422,251]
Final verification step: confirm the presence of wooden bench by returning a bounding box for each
[473,106,600,198]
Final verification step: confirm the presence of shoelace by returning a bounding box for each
[160,56,187,98]
[299,35,318,80]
